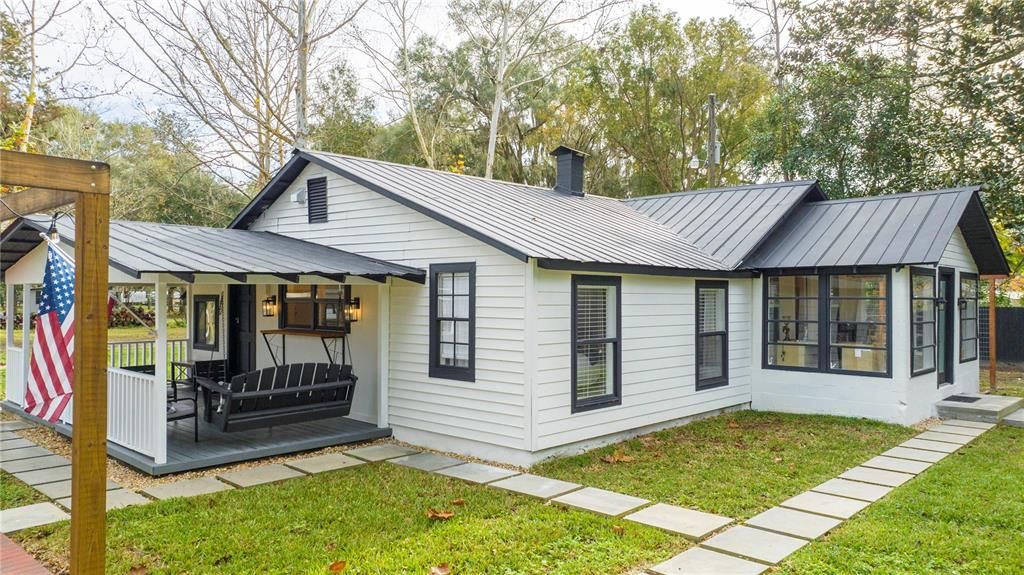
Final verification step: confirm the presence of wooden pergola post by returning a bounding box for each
[1,149,110,575]
[987,277,998,391]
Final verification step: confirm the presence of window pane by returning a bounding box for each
[913,323,935,348]
[316,285,343,300]
[768,298,818,321]
[440,320,455,343]
[455,321,468,344]
[438,295,453,317]
[962,318,977,340]
[576,342,614,399]
[438,273,453,295]
[960,278,977,298]
[912,300,934,323]
[454,343,470,366]
[768,275,818,298]
[830,274,886,297]
[318,302,342,329]
[284,285,312,300]
[577,285,612,340]
[698,288,726,333]
[829,347,886,373]
[830,299,887,322]
[767,321,818,344]
[962,299,977,320]
[913,347,935,372]
[440,343,455,366]
[961,340,977,360]
[699,334,725,380]
[767,344,818,368]
[453,272,470,295]
[454,295,470,319]
[913,274,935,297]
[831,322,886,347]
[286,301,314,327]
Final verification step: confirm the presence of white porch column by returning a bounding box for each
[5,283,13,348]
[376,280,390,428]
[153,281,168,464]
[20,284,32,403]
[5,283,19,405]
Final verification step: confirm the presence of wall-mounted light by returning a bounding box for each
[262,295,277,317]
[344,297,361,323]
[47,214,60,245]
[957,298,968,311]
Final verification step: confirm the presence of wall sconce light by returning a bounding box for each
[957,298,967,311]
[262,295,277,317]
[344,297,361,323]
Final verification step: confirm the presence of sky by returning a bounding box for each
[38,0,753,124]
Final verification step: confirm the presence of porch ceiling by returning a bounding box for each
[0,217,425,284]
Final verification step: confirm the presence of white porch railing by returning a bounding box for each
[105,368,163,459]
[6,347,25,405]
[108,339,188,370]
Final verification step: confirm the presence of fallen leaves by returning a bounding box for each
[427,508,456,520]
[727,421,741,429]
[612,525,625,537]
[128,567,148,575]
[450,498,465,506]
[329,560,348,572]
[429,563,452,575]
[600,449,635,464]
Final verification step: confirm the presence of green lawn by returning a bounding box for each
[532,411,916,520]
[1,469,47,509]
[778,425,1024,575]
[14,463,686,575]
[989,367,1024,398]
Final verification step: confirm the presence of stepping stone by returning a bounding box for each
[345,444,419,462]
[0,438,33,451]
[0,446,53,462]
[941,419,994,430]
[0,503,69,533]
[624,502,732,539]
[436,462,519,484]
[286,453,365,474]
[551,486,649,517]
[34,479,119,500]
[746,506,843,540]
[916,431,972,445]
[780,491,870,519]
[901,438,960,454]
[861,455,932,475]
[1005,409,1024,429]
[702,525,808,565]
[56,489,150,511]
[13,465,72,486]
[839,466,915,487]
[0,454,69,474]
[489,473,580,499]
[0,420,33,431]
[217,464,305,487]
[812,478,892,502]
[882,446,948,463]
[0,431,19,441]
[928,424,986,437]
[650,547,767,575]
[142,477,234,500]
[388,452,463,472]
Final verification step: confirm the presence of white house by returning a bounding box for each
[0,146,1009,473]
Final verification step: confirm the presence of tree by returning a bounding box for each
[448,0,623,179]
[310,62,379,157]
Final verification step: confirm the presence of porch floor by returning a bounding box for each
[1,399,391,476]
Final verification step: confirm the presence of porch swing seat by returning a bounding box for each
[198,363,357,433]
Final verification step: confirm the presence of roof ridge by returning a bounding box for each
[813,186,979,206]
[623,180,818,202]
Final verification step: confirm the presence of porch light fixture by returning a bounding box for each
[957,297,968,311]
[46,214,60,245]
[262,295,277,317]
[344,297,361,323]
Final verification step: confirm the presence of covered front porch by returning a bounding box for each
[1,217,424,475]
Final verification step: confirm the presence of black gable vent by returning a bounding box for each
[307,177,328,223]
[550,145,587,196]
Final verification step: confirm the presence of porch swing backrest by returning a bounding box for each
[227,362,355,414]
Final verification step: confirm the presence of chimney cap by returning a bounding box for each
[549,145,588,158]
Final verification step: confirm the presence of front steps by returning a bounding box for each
[935,393,1024,426]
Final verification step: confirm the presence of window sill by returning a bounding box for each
[571,396,621,414]
[696,379,728,391]
[762,364,892,379]
[429,366,475,383]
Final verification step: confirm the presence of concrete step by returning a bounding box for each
[1002,408,1024,429]
[935,394,1023,423]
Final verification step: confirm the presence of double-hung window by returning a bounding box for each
[959,273,979,362]
[910,269,937,375]
[571,275,621,412]
[429,263,475,381]
[764,271,890,376]
[696,281,728,390]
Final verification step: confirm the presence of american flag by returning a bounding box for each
[25,245,78,422]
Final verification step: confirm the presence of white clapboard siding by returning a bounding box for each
[248,165,529,448]
[939,227,978,272]
[533,270,752,449]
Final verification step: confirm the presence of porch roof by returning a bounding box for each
[0,217,426,283]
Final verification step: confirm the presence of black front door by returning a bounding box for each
[228,285,256,378]
[937,269,955,386]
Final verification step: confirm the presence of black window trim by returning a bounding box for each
[570,274,622,413]
[761,267,893,378]
[958,271,979,364]
[909,266,938,377]
[429,262,476,382]
[278,284,351,332]
[306,176,328,224]
[695,280,729,391]
[192,294,220,351]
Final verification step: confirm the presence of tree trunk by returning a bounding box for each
[484,20,509,180]
[18,0,38,152]
[295,0,309,148]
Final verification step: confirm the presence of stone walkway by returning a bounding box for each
[0,415,1001,575]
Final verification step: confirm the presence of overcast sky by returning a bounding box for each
[41,0,753,123]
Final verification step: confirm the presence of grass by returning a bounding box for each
[778,425,1024,575]
[14,463,686,575]
[988,366,1024,398]
[1,469,47,509]
[532,411,916,520]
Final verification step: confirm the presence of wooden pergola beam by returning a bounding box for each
[0,187,78,222]
[0,149,110,575]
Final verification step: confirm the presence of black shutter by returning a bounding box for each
[307,177,328,223]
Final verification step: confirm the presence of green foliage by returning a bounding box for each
[311,62,379,158]
[0,12,61,151]
[0,469,46,509]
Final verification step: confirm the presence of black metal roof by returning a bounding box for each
[0,217,426,283]
[233,150,729,273]
[624,181,825,269]
[744,187,1010,275]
